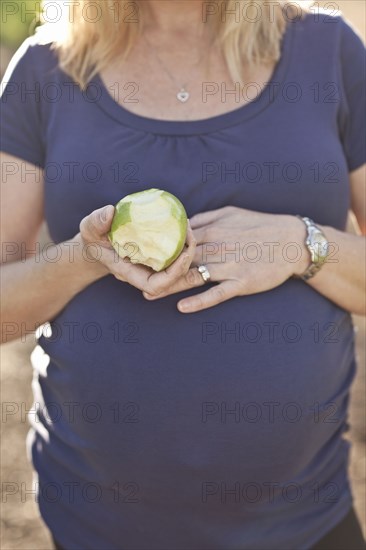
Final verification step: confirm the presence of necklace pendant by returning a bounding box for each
[177,89,189,103]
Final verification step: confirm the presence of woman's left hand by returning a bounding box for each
[143,206,310,313]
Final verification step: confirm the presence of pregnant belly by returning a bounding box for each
[32,276,356,489]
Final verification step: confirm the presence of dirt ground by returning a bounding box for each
[1,1,365,549]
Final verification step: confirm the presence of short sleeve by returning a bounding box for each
[0,38,45,168]
[338,19,366,172]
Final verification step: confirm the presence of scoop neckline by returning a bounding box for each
[92,20,295,136]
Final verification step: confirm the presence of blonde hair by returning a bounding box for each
[45,0,310,89]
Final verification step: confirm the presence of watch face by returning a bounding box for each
[313,232,329,264]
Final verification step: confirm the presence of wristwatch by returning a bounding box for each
[294,216,329,281]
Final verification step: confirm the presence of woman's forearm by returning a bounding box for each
[292,219,366,315]
[1,233,108,344]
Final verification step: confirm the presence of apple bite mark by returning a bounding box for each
[108,188,188,272]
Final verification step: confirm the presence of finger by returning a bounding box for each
[79,205,115,242]
[143,263,222,300]
[193,225,219,246]
[177,280,239,313]
[103,252,152,288]
[114,252,191,296]
[186,222,195,246]
[189,207,230,229]
[193,243,222,266]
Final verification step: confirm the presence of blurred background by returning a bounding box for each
[1,1,365,548]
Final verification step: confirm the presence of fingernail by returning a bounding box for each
[178,301,188,312]
[101,205,113,223]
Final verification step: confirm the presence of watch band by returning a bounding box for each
[294,216,329,281]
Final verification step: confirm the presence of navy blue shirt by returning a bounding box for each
[1,12,365,550]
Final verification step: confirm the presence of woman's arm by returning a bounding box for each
[1,154,196,344]
[143,166,366,316]
[1,234,110,344]
[0,153,108,343]
[305,165,366,315]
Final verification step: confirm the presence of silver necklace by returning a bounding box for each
[143,35,208,103]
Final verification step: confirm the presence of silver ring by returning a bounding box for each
[197,265,211,283]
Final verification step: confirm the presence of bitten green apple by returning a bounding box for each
[108,188,188,272]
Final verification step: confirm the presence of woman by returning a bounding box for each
[1,0,365,548]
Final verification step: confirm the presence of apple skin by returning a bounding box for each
[108,188,188,272]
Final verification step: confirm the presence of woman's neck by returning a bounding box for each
[143,0,206,35]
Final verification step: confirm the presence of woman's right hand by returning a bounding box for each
[79,204,196,296]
